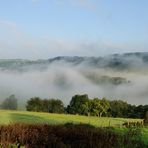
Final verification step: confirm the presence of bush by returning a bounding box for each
[0,123,147,148]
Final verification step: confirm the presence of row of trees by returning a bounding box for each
[66,94,110,117]
[26,97,64,113]
[0,94,148,119]
[26,95,110,117]
[26,94,148,119]
[65,94,148,118]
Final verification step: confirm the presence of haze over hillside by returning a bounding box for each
[0,52,147,107]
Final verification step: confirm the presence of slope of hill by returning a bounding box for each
[0,52,148,71]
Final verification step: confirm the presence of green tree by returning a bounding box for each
[99,98,110,117]
[109,100,129,117]
[89,98,110,117]
[42,99,50,112]
[67,94,89,115]
[47,99,64,113]
[26,97,64,113]
[26,97,43,112]
[132,105,148,119]
[81,100,92,116]
[89,98,100,116]
[1,95,17,110]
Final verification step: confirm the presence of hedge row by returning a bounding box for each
[0,123,147,148]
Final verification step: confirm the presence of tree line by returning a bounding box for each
[0,94,148,119]
[26,94,148,119]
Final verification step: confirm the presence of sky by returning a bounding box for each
[0,0,148,59]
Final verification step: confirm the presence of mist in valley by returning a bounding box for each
[0,53,148,108]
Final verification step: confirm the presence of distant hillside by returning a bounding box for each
[48,52,148,70]
[0,52,148,105]
[0,52,148,71]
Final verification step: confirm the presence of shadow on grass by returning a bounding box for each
[9,113,61,124]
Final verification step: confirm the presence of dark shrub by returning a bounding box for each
[0,123,147,148]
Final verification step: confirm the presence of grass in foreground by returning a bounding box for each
[0,110,148,147]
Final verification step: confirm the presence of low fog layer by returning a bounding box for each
[0,52,148,108]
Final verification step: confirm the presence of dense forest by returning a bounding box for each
[1,94,148,119]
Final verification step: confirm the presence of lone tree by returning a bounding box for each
[1,95,18,110]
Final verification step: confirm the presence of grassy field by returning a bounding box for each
[0,110,148,146]
[0,109,143,127]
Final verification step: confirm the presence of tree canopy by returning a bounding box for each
[66,95,110,117]
[24,94,148,119]
[26,97,64,113]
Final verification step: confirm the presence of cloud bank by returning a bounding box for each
[0,54,148,109]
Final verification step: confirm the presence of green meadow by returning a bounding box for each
[0,110,142,127]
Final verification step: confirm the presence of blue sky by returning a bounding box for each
[0,0,148,59]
